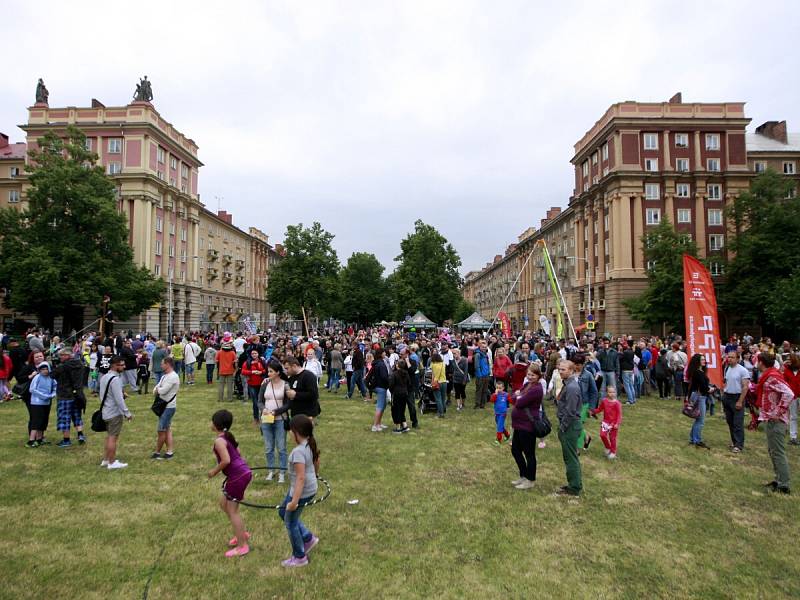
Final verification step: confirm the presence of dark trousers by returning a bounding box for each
[453,383,466,400]
[206,363,215,383]
[392,393,408,424]
[406,394,418,426]
[722,392,745,449]
[558,421,583,493]
[474,377,489,407]
[656,376,670,398]
[511,429,537,481]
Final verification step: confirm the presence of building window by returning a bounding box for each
[107,162,122,175]
[705,134,720,150]
[181,165,189,178]
[643,133,658,150]
[181,228,187,242]
[754,161,766,173]
[677,208,691,223]
[602,166,609,176]
[170,157,177,170]
[707,158,721,172]
[709,234,725,251]
[645,183,660,200]
[601,143,609,161]
[604,214,609,231]
[154,263,161,276]
[169,245,175,257]
[676,158,689,172]
[710,262,723,276]
[180,270,186,282]
[786,186,797,199]
[8,190,20,203]
[157,147,165,164]
[676,183,690,198]
[675,133,689,148]
[647,260,657,271]
[604,238,609,255]
[646,208,661,225]
[168,266,174,279]
[181,250,187,263]
[155,216,163,232]
[108,138,122,154]
[708,209,723,226]
[708,184,722,200]
[592,152,598,165]
[9,166,20,177]
[784,161,796,175]
[645,158,658,172]
[682,233,693,243]
[169,222,175,236]
[170,177,176,187]
[582,161,589,177]
[157,171,164,180]
[199,238,204,249]
[84,138,92,151]
[155,240,162,256]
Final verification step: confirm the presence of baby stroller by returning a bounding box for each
[418,368,439,414]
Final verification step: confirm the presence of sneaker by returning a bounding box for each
[379,424,388,430]
[731,447,741,454]
[790,439,800,446]
[151,452,162,460]
[303,535,319,554]
[777,487,791,495]
[511,477,525,486]
[281,556,308,568]
[555,486,580,497]
[163,452,174,460]
[695,441,711,450]
[371,425,381,432]
[225,544,250,558]
[228,532,251,547]
[107,460,128,470]
[583,436,592,451]
[57,439,72,448]
[25,440,38,448]
[38,438,51,445]
[603,448,611,456]
[515,479,535,490]
[265,470,274,481]
[100,459,109,467]
[764,480,778,490]
[278,472,285,484]
[392,428,403,434]
[608,453,617,460]
[401,427,410,433]
[77,434,86,445]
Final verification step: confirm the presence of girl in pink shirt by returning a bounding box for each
[591,386,622,459]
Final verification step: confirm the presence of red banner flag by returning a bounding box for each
[498,311,512,339]
[683,255,723,388]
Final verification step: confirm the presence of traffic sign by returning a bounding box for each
[587,314,594,321]
[586,321,596,330]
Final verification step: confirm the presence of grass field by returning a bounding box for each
[1,381,799,600]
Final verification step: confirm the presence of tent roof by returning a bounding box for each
[404,311,436,328]
[456,311,492,329]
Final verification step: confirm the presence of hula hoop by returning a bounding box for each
[232,466,332,510]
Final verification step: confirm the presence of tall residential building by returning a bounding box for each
[746,120,800,195]
[0,133,27,331]
[568,93,752,336]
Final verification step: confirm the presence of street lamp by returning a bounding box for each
[565,256,591,320]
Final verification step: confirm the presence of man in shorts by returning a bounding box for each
[53,348,88,447]
[100,356,133,469]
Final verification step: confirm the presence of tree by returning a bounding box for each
[0,126,163,332]
[453,298,476,324]
[391,220,462,324]
[622,218,698,333]
[266,222,340,332]
[337,252,387,325]
[723,169,800,336]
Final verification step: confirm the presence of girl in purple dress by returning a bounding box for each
[208,409,253,557]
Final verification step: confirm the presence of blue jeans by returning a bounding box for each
[674,371,685,397]
[153,371,163,385]
[261,421,287,470]
[174,360,184,377]
[206,363,215,383]
[349,368,367,398]
[621,371,637,404]
[278,492,315,558]
[248,385,261,420]
[434,384,447,415]
[690,394,707,444]
[327,368,341,390]
[601,371,617,398]
[375,387,388,411]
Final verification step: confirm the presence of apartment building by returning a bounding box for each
[746,120,800,195]
[471,244,519,330]
[0,133,27,330]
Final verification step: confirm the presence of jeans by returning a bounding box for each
[261,421,287,471]
[722,392,745,449]
[789,397,798,441]
[174,360,184,378]
[558,420,583,493]
[674,371,685,398]
[278,492,315,558]
[601,371,616,398]
[434,384,447,415]
[218,374,234,401]
[206,363,215,384]
[474,376,489,408]
[375,387,388,412]
[511,428,537,481]
[248,385,261,420]
[765,420,791,489]
[327,368,341,391]
[689,394,707,444]
[621,371,636,403]
[349,368,367,398]
[153,371,163,385]
[123,369,139,392]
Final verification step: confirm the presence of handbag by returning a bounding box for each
[91,375,117,432]
[151,392,175,417]
[525,405,552,438]
[431,378,440,390]
[682,392,701,419]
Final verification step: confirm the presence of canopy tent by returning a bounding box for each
[455,311,493,330]
[403,311,436,328]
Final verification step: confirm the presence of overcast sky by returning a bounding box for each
[3,0,799,275]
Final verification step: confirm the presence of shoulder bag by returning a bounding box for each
[151,390,176,417]
[91,375,117,432]
[682,391,702,419]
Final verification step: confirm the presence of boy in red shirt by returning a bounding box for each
[591,386,622,459]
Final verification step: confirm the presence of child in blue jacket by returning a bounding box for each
[28,362,56,447]
[489,379,512,445]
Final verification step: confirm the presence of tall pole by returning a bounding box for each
[168,268,173,340]
[488,243,537,335]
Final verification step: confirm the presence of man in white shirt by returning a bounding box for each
[100,356,133,470]
[723,351,750,453]
[183,338,201,386]
[233,333,246,357]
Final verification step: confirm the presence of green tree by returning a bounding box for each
[723,169,800,335]
[622,218,698,333]
[266,222,340,333]
[453,298,476,324]
[391,220,462,324]
[337,252,387,325]
[0,126,163,331]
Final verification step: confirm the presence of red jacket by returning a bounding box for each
[0,354,11,379]
[241,358,267,387]
[493,355,513,380]
[783,367,800,398]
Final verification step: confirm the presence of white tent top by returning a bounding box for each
[404,311,436,328]
[456,311,492,330]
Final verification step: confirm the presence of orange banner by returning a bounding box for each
[683,255,723,388]
[498,311,512,339]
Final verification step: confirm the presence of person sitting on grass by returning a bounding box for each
[489,379,511,445]
[208,409,253,557]
[591,386,622,460]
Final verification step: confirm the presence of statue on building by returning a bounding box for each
[133,76,153,102]
[35,78,49,105]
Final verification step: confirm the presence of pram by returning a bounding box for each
[417,368,439,414]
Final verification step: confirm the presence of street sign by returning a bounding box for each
[586,321,595,330]
[587,314,594,321]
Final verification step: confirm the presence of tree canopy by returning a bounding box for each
[266,222,340,330]
[0,126,163,331]
[622,218,698,334]
[391,220,462,324]
[337,252,387,325]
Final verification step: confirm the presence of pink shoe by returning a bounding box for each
[228,532,251,547]
[303,535,319,554]
[225,544,249,558]
[538,441,547,449]
[281,555,309,567]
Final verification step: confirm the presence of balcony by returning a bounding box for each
[222,254,233,265]
[207,249,219,261]
[209,304,219,314]
[207,267,218,280]
[235,275,245,286]
[235,259,245,270]
[222,271,233,282]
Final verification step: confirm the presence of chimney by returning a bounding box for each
[0,133,8,149]
[91,99,106,108]
[668,92,682,104]
[546,207,562,220]
[540,218,549,228]
[755,120,788,144]
[217,210,233,225]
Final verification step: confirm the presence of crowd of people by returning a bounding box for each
[1,324,798,561]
